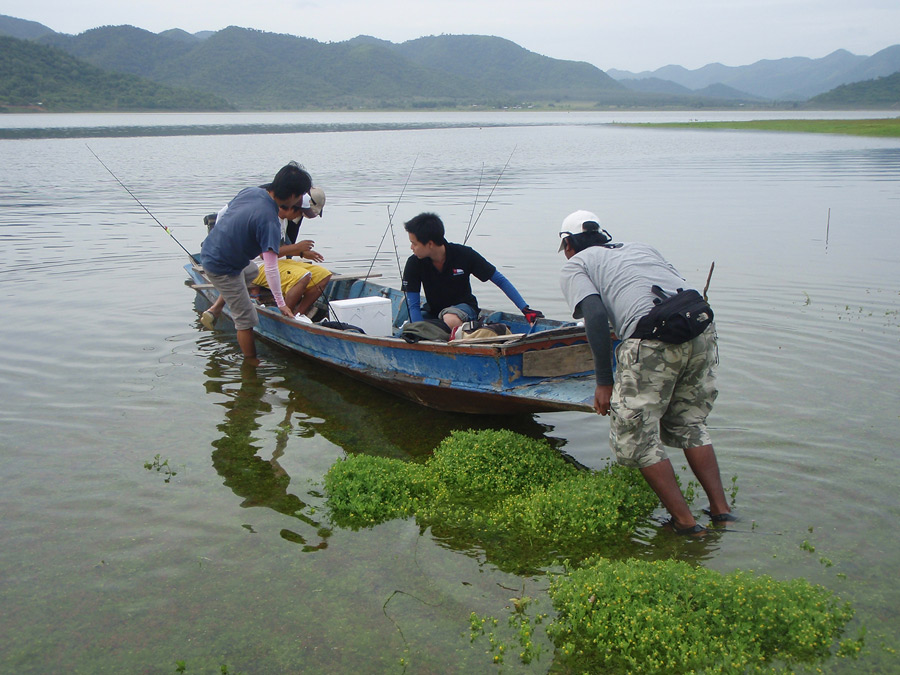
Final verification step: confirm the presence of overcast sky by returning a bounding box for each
[5,0,898,72]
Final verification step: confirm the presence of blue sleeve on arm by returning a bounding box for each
[490,271,527,311]
[406,292,423,323]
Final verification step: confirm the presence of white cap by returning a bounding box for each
[558,210,601,252]
[306,186,326,217]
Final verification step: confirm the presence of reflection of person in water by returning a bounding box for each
[207,359,330,551]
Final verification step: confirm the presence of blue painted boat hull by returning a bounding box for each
[186,263,597,414]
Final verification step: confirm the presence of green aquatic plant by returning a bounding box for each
[469,594,549,666]
[323,454,434,528]
[495,466,658,548]
[325,430,859,673]
[425,429,577,497]
[323,429,658,567]
[546,556,859,674]
[144,454,178,483]
[682,477,698,504]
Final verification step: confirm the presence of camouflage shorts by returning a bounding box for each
[609,325,718,468]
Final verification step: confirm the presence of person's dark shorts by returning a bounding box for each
[207,262,260,330]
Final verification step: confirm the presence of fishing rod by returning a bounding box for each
[463,145,516,245]
[308,157,419,328]
[364,155,418,283]
[86,144,200,265]
[465,163,485,243]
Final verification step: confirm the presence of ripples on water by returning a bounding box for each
[1,112,898,673]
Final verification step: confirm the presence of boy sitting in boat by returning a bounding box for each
[402,212,542,331]
[249,258,332,320]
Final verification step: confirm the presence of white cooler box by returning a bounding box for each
[329,296,393,336]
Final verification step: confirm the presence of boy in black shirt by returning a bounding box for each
[401,212,542,331]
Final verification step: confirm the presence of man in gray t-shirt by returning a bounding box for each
[558,210,735,536]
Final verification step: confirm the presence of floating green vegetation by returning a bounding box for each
[618,117,900,137]
[326,430,861,672]
[546,557,860,674]
[144,453,178,483]
[324,429,658,570]
[469,594,548,665]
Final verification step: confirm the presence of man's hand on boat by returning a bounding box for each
[278,305,295,319]
[522,306,544,324]
[593,384,612,416]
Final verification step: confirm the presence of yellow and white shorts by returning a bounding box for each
[253,259,331,293]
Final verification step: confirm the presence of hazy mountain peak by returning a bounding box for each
[0,13,56,39]
[607,46,896,100]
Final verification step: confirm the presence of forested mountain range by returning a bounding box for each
[1,13,898,112]
[0,35,232,111]
[807,71,900,107]
[27,23,629,110]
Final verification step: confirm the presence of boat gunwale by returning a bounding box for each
[186,262,596,413]
[255,303,588,353]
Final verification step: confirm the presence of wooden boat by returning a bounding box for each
[185,261,596,414]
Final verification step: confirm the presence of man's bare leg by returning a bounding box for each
[236,328,258,365]
[683,444,731,517]
[639,458,704,533]
[294,275,331,317]
[283,275,311,314]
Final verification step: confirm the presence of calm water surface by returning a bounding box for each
[1,111,899,673]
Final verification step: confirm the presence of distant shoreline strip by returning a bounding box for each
[0,121,544,140]
[614,117,900,137]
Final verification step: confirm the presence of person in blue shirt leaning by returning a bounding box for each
[200,162,312,364]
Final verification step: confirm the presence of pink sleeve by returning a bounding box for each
[261,250,286,308]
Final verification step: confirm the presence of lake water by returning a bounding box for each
[1,111,898,673]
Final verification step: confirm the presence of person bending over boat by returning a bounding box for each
[249,258,333,320]
[202,187,328,327]
[402,212,543,331]
[199,162,312,363]
[279,186,327,261]
[557,210,734,536]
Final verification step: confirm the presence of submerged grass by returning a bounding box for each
[619,117,900,137]
[324,429,656,570]
[324,429,860,672]
[547,557,861,674]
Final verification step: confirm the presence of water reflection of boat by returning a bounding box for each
[203,351,573,550]
[186,262,596,414]
[270,350,571,460]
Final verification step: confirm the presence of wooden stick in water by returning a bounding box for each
[702,261,715,302]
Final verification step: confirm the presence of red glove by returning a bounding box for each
[523,307,544,324]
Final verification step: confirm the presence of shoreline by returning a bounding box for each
[615,117,900,137]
